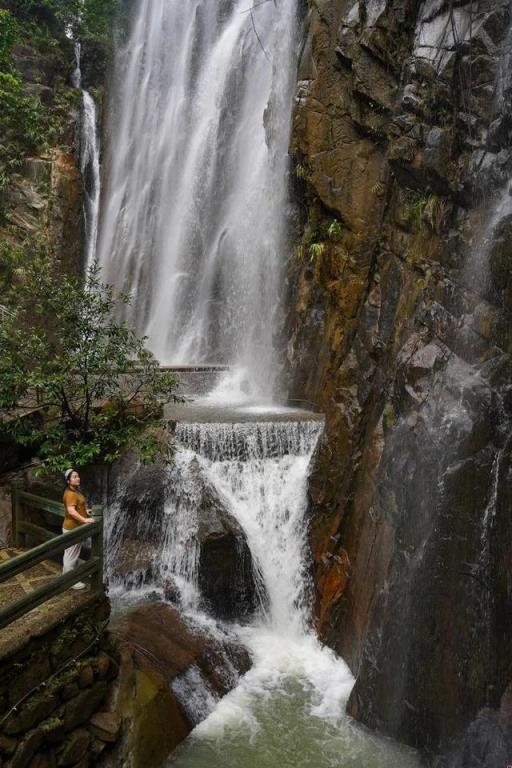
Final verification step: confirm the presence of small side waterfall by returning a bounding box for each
[97,0,299,396]
[73,43,101,271]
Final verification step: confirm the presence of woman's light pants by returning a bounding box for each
[62,527,82,574]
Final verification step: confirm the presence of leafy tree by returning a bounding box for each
[0,9,17,67]
[3,0,120,48]
[0,256,180,473]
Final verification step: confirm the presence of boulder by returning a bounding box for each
[106,602,251,768]
[56,729,90,767]
[88,712,121,743]
[193,459,260,619]
[63,683,107,732]
[9,730,43,768]
[116,602,251,696]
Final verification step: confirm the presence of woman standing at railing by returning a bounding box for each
[63,469,95,590]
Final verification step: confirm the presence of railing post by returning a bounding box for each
[10,479,25,548]
[90,505,104,592]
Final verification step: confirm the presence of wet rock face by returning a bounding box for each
[196,467,260,620]
[118,602,251,698]
[94,454,259,622]
[288,0,512,758]
[106,602,251,768]
[438,685,512,768]
[347,358,507,752]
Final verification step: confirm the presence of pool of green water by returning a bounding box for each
[168,675,421,768]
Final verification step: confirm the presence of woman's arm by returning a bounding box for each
[66,505,94,525]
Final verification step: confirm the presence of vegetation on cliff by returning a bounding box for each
[0,0,178,474]
[0,256,179,472]
[0,0,117,197]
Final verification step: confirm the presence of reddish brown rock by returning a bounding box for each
[105,602,251,768]
[119,602,251,692]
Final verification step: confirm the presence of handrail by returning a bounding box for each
[18,490,64,517]
[0,483,104,630]
[0,558,100,629]
[0,525,95,583]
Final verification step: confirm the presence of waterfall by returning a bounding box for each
[73,43,101,272]
[97,0,299,396]
[106,419,323,637]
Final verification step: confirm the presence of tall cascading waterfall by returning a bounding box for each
[96,0,299,396]
[73,43,101,271]
[97,2,421,764]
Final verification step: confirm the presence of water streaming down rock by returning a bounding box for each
[106,418,323,635]
[343,5,512,755]
[97,0,299,396]
[73,43,101,271]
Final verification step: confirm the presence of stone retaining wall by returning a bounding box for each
[0,596,120,768]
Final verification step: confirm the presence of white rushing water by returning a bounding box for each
[97,0,299,397]
[106,416,419,766]
[73,43,101,271]
[106,417,355,705]
[174,420,322,635]
[107,419,323,633]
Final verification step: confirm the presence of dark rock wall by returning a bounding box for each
[0,595,120,768]
[287,0,512,757]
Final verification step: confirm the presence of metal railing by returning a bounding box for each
[0,482,104,630]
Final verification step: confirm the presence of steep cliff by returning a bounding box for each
[288,0,512,759]
[0,3,84,275]
[0,0,115,472]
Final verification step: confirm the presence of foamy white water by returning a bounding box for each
[107,414,419,766]
[98,0,299,397]
[168,627,419,768]
[107,419,323,625]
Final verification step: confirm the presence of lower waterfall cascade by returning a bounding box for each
[106,410,421,767]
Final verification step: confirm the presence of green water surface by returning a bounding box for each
[168,677,421,768]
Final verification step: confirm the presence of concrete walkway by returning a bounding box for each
[0,547,61,607]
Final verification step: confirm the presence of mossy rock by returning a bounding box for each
[130,668,189,768]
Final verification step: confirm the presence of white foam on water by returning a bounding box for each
[196,367,256,407]
[192,627,354,740]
